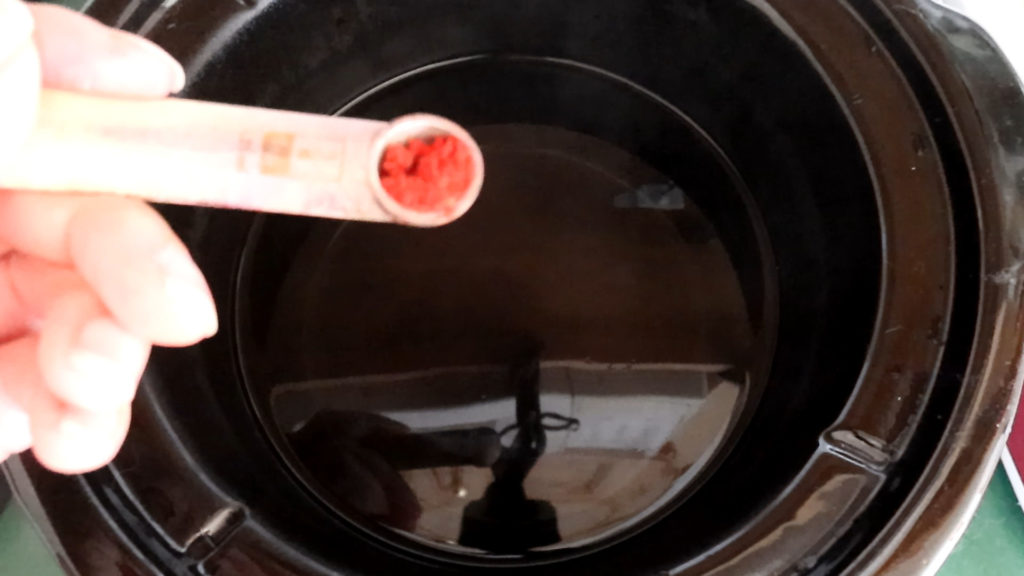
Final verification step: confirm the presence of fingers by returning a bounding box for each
[31,397,132,475]
[0,0,40,163]
[67,199,219,346]
[0,193,218,346]
[38,290,150,412]
[0,255,151,411]
[0,0,186,166]
[0,257,146,471]
[0,190,85,261]
[0,259,149,472]
[0,333,133,474]
[0,0,198,474]
[0,252,84,340]
[28,3,184,96]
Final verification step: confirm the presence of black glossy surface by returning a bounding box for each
[235,60,766,556]
[804,1,981,573]
[17,0,1020,575]
[195,1,880,569]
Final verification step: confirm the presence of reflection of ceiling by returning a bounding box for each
[255,126,755,382]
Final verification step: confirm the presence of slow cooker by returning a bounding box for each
[6,0,1024,574]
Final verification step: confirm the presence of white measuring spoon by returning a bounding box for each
[0,89,485,227]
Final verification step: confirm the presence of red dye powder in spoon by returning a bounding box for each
[378,135,475,214]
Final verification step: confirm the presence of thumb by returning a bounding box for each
[28,4,185,96]
[0,0,39,165]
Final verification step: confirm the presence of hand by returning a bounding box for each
[289,411,424,532]
[0,1,217,474]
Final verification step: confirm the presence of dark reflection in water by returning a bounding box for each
[237,125,762,554]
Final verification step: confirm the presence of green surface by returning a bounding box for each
[0,496,63,576]
[937,465,1024,575]
[47,0,91,10]
[1,466,1022,574]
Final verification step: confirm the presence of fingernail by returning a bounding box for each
[44,404,128,474]
[169,59,186,93]
[125,34,186,93]
[93,29,187,96]
[157,246,218,337]
[66,317,146,408]
[0,0,34,63]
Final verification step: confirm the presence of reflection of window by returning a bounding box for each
[273,361,733,456]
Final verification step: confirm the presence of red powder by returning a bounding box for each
[378,135,475,213]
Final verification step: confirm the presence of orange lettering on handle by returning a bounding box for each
[260,132,295,175]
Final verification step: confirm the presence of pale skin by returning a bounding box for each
[0,1,218,473]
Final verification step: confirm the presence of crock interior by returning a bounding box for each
[153,0,882,571]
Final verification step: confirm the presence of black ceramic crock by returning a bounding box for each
[5,1,1024,575]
